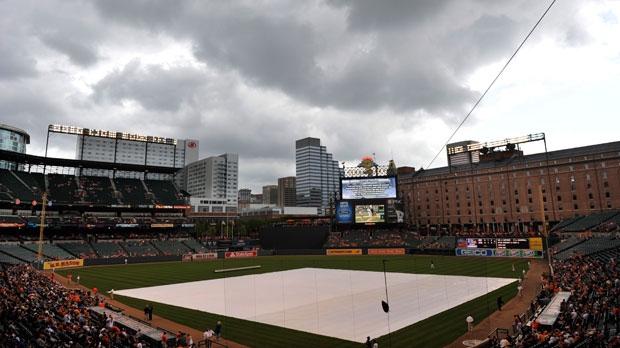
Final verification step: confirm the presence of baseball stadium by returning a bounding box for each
[1,127,620,348]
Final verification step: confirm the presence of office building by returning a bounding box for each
[278,176,297,207]
[262,185,278,205]
[184,153,239,213]
[238,188,251,203]
[295,137,340,209]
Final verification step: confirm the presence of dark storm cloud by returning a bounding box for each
[0,85,64,127]
[85,0,480,116]
[0,11,39,80]
[39,34,99,67]
[184,1,478,116]
[91,60,207,112]
[2,0,612,193]
[328,0,451,31]
[18,1,105,68]
[93,0,185,29]
[189,10,322,104]
[0,43,39,80]
[443,14,522,73]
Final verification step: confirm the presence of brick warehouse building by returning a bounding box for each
[398,135,620,235]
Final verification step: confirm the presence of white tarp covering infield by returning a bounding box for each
[116,268,513,343]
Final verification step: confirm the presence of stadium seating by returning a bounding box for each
[0,244,44,263]
[554,210,620,233]
[183,239,209,253]
[79,176,118,205]
[114,178,153,205]
[20,242,76,260]
[0,169,40,202]
[58,241,98,259]
[47,173,80,204]
[144,179,187,206]
[91,241,128,258]
[119,240,159,257]
[552,236,620,260]
[549,236,584,254]
[549,215,583,233]
[151,240,192,256]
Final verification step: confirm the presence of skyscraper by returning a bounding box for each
[184,153,239,211]
[295,137,340,209]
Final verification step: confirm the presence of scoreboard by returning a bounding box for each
[456,237,544,258]
[461,237,533,249]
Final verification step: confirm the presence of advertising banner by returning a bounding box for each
[225,250,258,258]
[44,259,84,269]
[326,249,362,255]
[368,248,405,255]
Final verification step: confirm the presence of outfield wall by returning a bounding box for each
[259,225,329,249]
[82,255,181,266]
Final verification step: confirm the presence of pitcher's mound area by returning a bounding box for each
[116,268,512,342]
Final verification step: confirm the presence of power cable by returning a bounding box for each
[426,0,558,169]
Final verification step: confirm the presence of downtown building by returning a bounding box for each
[185,153,239,214]
[295,137,341,212]
[278,176,297,207]
[262,185,278,205]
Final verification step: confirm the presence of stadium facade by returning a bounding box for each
[295,137,341,211]
[47,124,198,187]
[398,137,620,235]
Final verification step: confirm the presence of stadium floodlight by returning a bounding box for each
[447,133,546,155]
[48,124,177,145]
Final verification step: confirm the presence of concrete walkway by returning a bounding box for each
[445,259,549,348]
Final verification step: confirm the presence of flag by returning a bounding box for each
[232,220,235,226]
[221,221,226,225]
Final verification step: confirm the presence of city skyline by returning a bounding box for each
[2,1,619,193]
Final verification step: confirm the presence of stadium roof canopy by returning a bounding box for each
[0,149,179,174]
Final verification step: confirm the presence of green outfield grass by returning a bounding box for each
[58,255,527,348]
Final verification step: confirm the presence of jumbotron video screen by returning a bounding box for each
[340,176,397,200]
[336,176,401,225]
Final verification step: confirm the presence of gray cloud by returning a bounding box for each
[39,34,99,67]
[1,0,614,193]
[92,60,207,112]
[0,43,39,80]
[329,0,451,32]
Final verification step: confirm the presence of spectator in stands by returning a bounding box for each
[161,332,168,348]
[0,263,149,347]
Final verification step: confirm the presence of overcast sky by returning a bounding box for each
[2,0,619,193]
